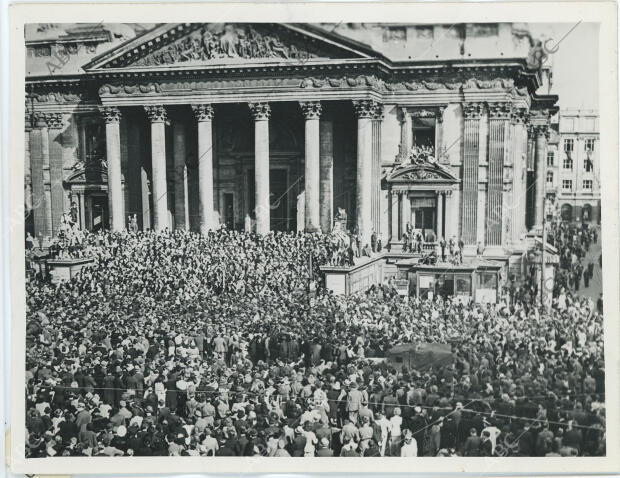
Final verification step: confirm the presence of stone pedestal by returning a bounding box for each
[47,257,94,284]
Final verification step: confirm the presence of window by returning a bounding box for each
[585,138,595,152]
[80,118,105,166]
[383,26,407,42]
[411,115,436,149]
[584,156,594,172]
[564,138,574,152]
[563,158,573,170]
[583,179,593,190]
[546,171,554,185]
[546,151,555,167]
[415,26,434,39]
[562,179,573,191]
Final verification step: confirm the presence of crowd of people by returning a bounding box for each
[548,220,601,309]
[25,225,606,459]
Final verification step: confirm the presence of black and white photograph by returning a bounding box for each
[6,2,620,475]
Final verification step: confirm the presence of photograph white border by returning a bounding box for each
[7,1,620,474]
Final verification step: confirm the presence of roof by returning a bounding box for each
[25,22,541,79]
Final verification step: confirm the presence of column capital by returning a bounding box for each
[353,99,380,119]
[511,107,529,124]
[144,105,167,123]
[373,103,385,121]
[25,112,33,132]
[32,111,49,128]
[436,105,446,123]
[249,102,271,121]
[100,106,122,124]
[299,101,322,120]
[488,102,512,120]
[191,104,214,122]
[533,124,550,139]
[462,102,485,120]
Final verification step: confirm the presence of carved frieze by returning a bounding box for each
[32,92,82,104]
[128,24,318,68]
[96,74,520,99]
[302,76,517,93]
[99,83,161,96]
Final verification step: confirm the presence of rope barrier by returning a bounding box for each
[29,383,605,431]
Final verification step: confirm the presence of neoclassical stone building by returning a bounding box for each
[25,22,557,268]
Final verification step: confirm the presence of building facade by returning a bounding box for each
[25,22,557,267]
[546,109,600,223]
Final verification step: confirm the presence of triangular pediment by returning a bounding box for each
[386,162,457,184]
[84,23,380,71]
[65,165,107,185]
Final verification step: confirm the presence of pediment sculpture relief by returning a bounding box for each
[133,24,319,67]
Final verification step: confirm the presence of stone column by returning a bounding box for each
[533,125,548,230]
[78,191,86,229]
[46,113,65,236]
[353,99,377,248]
[172,121,188,230]
[319,118,334,233]
[30,112,52,239]
[436,192,444,239]
[509,109,525,245]
[144,105,168,232]
[25,113,33,218]
[372,104,384,235]
[460,102,483,250]
[101,106,124,231]
[249,102,271,235]
[485,102,511,247]
[300,101,322,232]
[141,167,151,230]
[396,107,412,162]
[389,190,398,242]
[402,192,411,235]
[192,104,215,234]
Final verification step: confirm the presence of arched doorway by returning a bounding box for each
[561,203,573,221]
[582,203,592,222]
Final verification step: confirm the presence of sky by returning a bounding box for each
[529,22,599,110]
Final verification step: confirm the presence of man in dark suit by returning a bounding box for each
[463,427,482,456]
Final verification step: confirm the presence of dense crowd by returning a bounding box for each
[25,227,605,458]
[548,221,600,299]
